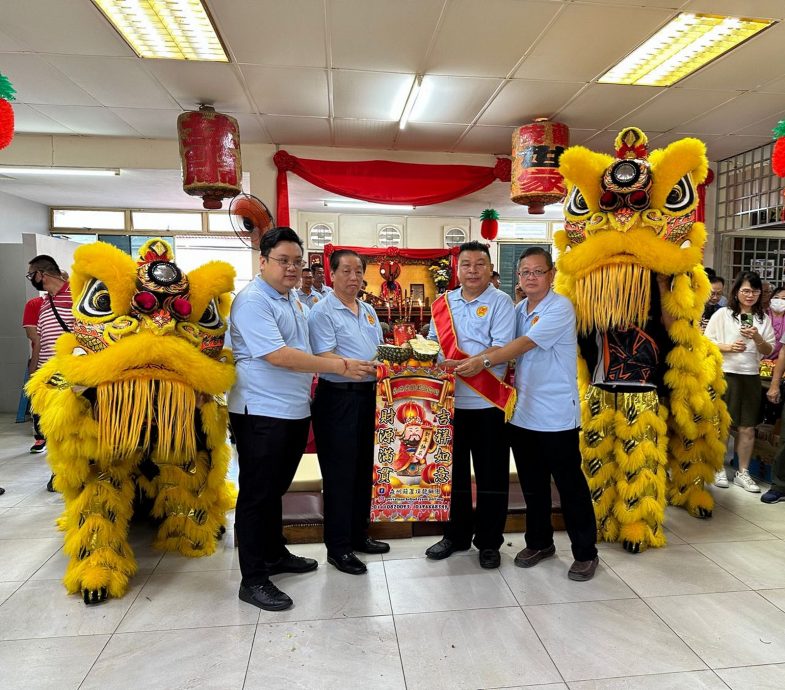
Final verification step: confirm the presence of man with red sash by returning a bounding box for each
[426,241,516,569]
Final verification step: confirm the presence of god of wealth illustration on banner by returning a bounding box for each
[372,337,454,522]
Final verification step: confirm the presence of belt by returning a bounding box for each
[318,379,375,391]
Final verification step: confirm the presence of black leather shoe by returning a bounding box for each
[425,538,470,560]
[327,552,367,575]
[239,582,293,611]
[352,537,390,554]
[266,552,318,575]
[46,474,55,493]
[479,549,501,569]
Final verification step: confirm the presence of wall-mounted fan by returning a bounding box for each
[228,192,275,250]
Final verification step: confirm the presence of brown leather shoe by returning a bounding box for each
[514,543,556,568]
[568,556,599,581]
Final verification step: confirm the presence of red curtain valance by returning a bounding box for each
[322,244,460,289]
[273,150,512,227]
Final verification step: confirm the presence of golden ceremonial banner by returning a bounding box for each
[371,364,454,522]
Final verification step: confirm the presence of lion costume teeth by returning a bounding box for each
[26,239,237,604]
[555,127,730,553]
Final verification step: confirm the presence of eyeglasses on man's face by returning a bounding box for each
[266,255,305,269]
[710,290,724,297]
[738,288,761,296]
[518,268,550,278]
[26,270,41,281]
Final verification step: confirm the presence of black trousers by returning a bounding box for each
[229,412,310,586]
[311,380,376,556]
[32,413,44,442]
[508,425,597,562]
[444,407,510,551]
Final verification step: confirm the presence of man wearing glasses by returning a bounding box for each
[228,227,376,612]
[456,247,599,580]
[25,256,73,474]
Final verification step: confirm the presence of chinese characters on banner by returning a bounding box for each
[372,365,454,521]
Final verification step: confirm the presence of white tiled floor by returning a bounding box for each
[2,413,785,689]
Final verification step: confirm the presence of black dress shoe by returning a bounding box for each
[479,549,501,569]
[352,537,390,554]
[425,538,470,560]
[327,552,367,575]
[266,552,318,575]
[239,582,293,611]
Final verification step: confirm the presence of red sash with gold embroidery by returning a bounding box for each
[431,294,517,421]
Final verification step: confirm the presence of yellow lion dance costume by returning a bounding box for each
[27,239,236,603]
[554,127,730,553]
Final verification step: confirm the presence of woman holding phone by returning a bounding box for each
[705,271,775,492]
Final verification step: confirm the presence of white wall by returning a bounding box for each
[0,189,48,242]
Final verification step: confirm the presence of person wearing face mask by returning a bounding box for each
[705,271,775,492]
[766,286,785,360]
[26,256,75,488]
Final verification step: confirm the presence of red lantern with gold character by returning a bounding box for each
[511,119,569,214]
[177,105,242,210]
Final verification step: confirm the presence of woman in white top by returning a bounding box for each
[705,271,775,492]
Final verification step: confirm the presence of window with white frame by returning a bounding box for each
[308,222,334,248]
[444,226,467,248]
[378,224,402,247]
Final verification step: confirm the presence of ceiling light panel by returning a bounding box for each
[599,13,774,87]
[92,0,228,61]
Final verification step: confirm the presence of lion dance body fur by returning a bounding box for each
[27,239,236,603]
[554,127,731,553]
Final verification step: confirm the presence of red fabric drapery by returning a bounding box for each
[273,150,512,227]
[322,244,460,290]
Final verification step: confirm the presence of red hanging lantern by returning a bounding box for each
[511,119,569,214]
[480,208,499,240]
[177,105,242,210]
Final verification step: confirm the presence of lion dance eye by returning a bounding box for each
[566,187,590,216]
[78,278,113,318]
[198,299,222,329]
[664,176,695,212]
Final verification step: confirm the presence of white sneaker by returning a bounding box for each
[714,470,729,488]
[733,469,760,493]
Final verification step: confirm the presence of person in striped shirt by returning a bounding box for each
[26,255,74,469]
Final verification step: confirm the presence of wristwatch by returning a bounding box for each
[482,357,492,369]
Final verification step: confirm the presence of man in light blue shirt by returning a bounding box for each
[229,228,376,612]
[425,241,516,569]
[457,247,598,581]
[297,266,321,309]
[311,263,333,300]
[309,249,389,575]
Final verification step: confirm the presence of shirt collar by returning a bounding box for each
[256,275,290,301]
[523,288,556,316]
[453,284,492,304]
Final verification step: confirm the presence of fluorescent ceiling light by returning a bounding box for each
[399,76,422,130]
[0,166,121,177]
[91,0,228,61]
[324,201,415,211]
[599,13,774,87]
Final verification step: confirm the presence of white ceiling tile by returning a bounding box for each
[577,0,686,6]
[682,0,785,20]
[31,105,140,137]
[395,123,468,152]
[478,79,584,127]
[568,129,604,146]
[110,108,182,139]
[453,125,516,155]
[145,61,252,113]
[240,66,328,117]
[0,27,29,52]
[426,0,560,77]
[611,88,738,132]
[702,135,774,161]
[0,53,98,106]
[730,113,785,137]
[209,0,326,67]
[9,102,75,135]
[330,0,443,72]
[333,119,397,149]
[554,84,659,130]
[223,113,272,144]
[515,4,674,82]
[411,75,504,125]
[677,22,785,91]
[262,116,331,146]
[0,2,133,56]
[45,56,179,109]
[333,71,414,121]
[756,76,785,94]
[680,93,785,136]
